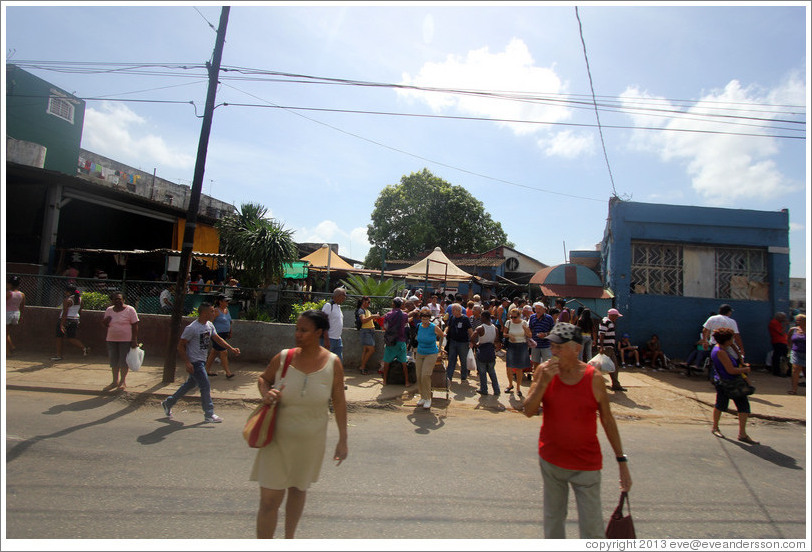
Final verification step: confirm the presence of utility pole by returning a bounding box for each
[163,6,230,383]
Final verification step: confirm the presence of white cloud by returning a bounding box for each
[538,130,594,158]
[789,222,805,232]
[620,75,805,204]
[294,222,371,262]
[398,38,571,139]
[82,101,195,170]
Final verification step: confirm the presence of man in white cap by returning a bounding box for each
[598,308,626,391]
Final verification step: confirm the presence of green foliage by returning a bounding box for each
[216,203,298,288]
[339,274,402,312]
[80,291,111,310]
[289,299,327,323]
[364,168,513,268]
[244,306,274,322]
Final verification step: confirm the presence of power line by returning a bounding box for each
[576,6,619,199]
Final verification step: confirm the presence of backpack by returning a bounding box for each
[355,308,363,330]
[384,311,403,346]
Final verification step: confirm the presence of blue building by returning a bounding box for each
[599,198,790,364]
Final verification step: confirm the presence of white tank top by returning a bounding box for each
[479,323,497,344]
[61,298,82,319]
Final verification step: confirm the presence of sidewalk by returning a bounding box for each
[4,352,807,423]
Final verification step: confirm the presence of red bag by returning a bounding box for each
[605,491,636,539]
[243,348,295,448]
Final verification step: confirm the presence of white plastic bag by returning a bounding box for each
[466,348,476,372]
[126,345,145,372]
[588,352,615,374]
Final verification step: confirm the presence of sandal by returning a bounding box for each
[711,429,724,438]
[360,368,369,375]
[738,435,760,445]
[506,386,514,393]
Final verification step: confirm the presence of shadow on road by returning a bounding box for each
[43,394,119,415]
[726,439,803,470]
[137,418,208,445]
[406,409,446,434]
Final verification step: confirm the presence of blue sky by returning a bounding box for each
[3,2,808,277]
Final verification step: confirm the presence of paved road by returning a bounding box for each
[5,389,807,541]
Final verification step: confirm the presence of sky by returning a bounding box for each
[3,1,809,278]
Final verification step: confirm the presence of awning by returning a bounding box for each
[300,244,355,270]
[283,261,309,279]
[388,247,474,282]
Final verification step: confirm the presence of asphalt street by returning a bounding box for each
[4,389,807,544]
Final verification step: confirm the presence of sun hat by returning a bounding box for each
[547,322,583,344]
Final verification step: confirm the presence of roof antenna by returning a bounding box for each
[563,241,567,264]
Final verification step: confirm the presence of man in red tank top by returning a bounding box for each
[523,322,632,539]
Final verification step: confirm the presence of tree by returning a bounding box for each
[364,168,512,268]
[216,203,298,288]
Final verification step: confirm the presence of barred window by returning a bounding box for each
[47,96,74,124]
[716,247,768,300]
[630,242,683,296]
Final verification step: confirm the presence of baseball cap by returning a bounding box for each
[547,322,583,344]
[608,308,623,317]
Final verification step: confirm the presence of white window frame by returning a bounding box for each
[47,95,75,124]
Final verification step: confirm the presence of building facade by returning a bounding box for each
[600,198,790,364]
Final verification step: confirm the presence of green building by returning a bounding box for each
[6,64,85,175]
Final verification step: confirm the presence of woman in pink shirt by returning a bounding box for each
[102,293,139,391]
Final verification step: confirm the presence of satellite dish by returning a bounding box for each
[505,257,519,271]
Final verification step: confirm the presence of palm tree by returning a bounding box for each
[216,203,298,288]
[339,273,403,313]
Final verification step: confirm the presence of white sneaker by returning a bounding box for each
[416,399,425,407]
[214,357,221,364]
[423,399,431,409]
[204,414,223,423]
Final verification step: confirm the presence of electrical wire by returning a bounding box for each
[576,6,619,199]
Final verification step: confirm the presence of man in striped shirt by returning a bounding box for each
[599,308,626,391]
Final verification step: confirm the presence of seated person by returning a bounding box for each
[685,332,711,369]
[618,333,641,367]
[643,333,667,368]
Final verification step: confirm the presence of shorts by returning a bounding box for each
[212,331,231,351]
[359,328,375,347]
[714,386,751,414]
[383,342,408,364]
[56,319,79,339]
[6,311,20,325]
[790,350,805,368]
[531,347,553,363]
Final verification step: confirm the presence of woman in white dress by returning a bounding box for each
[252,309,348,538]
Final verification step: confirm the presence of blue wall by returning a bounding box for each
[602,199,790,364]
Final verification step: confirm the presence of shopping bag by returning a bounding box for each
[125,345,144,371]
[466,348,476,373]
[605,491,636,538]
[588,353,615,374]
[243,348,295,448]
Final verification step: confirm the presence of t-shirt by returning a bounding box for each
[529,313,555,349]
[599,317,617,347]
[181,319,218,363]
[322,301,344,340]
[703,314,739,345]
[447,315,472,342]
[159,289,173,308]
[384,309,408,343]
[358,308,375,330]
[768,319,787,345]
[104,305,139,342]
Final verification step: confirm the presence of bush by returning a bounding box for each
[289,299,327,323]
[80,291,111,310]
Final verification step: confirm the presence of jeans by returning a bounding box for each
[329,338,344,362]
[446,340,470,381]
[580,335,593,363]
[540,457,603,539]
[476,358,500,394]
[165,360,214,418]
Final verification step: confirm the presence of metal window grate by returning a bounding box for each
[716,247,768,300]
[631,242,683,296]
[47,96,75,124]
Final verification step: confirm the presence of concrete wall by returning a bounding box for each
[13,307,384,369]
